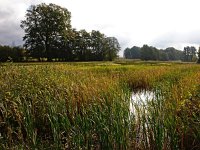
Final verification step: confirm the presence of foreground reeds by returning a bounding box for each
[0,62,199,149]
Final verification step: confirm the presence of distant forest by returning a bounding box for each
[124,45,200,62]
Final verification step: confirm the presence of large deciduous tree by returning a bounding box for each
[197,47,200,63]
[21,3,71,61]
[90,30,105,60]
[124,46,141,59]
[105,37,120,61]
[140,45,158,60]
[75,29,91,61]
[183,46,197,62]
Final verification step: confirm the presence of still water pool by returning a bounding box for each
[130,90,154,113]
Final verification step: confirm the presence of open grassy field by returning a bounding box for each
[0,61,200,149]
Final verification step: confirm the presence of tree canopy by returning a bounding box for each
[0,45,25,62]
[183,46,197,62]
[197,48,200,63]
[19,3,120,62]
[124,46,141,59]
[124,45,188,61]
[20,3,72,61]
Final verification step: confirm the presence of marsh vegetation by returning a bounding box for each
[0,61,199,149]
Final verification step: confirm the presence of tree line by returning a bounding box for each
[124,45,200,62]
[0,3,120,62]
[0,45,26,62]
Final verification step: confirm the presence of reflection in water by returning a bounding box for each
[130,90,154,113]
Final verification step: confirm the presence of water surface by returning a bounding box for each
[130,90,154,113]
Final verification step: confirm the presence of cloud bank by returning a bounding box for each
[151,30,200,50]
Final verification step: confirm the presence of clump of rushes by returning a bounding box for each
[0,62,199,149]
[0,64,131,149]
[167,72,200,149]
[130,65,200,150]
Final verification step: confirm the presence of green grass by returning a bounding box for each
[0,61,199,149]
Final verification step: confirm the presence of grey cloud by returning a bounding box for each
[0,9,14,20]
[0,5,23,45]
[113,35,132,56]
[0,19,24,46]
[151,31,200,49]
[0,21,24,46]
[0,0,45,46]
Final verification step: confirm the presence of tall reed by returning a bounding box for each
[0,62,199,149]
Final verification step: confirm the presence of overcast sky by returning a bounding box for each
[1,0,200,56]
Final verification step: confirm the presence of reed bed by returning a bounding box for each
[0,62,199,149]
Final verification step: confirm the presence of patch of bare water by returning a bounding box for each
[130,90,154,113]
